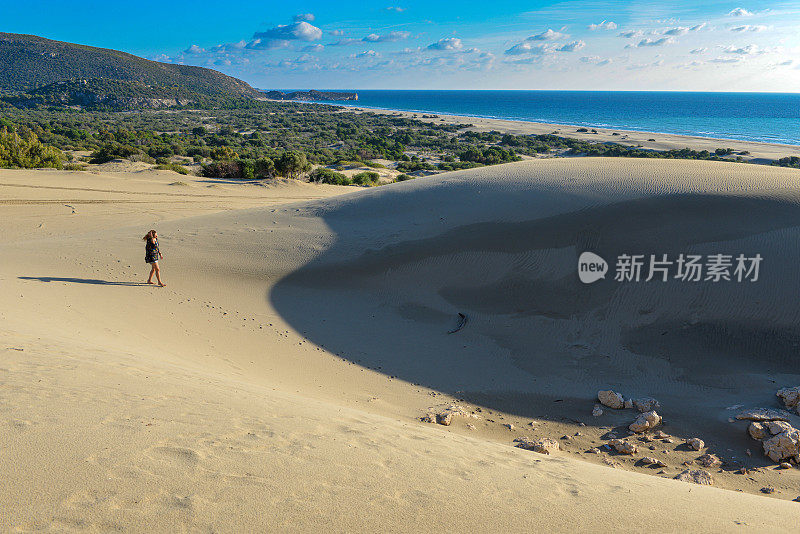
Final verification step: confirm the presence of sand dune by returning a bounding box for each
[3,159,800,531]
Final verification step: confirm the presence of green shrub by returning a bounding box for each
[155,163,189,175]
[363,160,387,169]
[63,162,86,171]
[201,160,242,179]
[352,171,379,186]
[395,174,413,182]
[255,157,275,179]
[211,146,238,160]
[0,126,63,169]
[309,167,351,185]
[275,151,311,178]
[89,142,141,164]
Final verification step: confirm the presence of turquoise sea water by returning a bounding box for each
[304,90,800,146]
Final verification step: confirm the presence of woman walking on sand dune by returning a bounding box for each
[143,230,166,287]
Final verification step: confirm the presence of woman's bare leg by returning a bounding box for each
[154,263,165,287]
[147,264,155,284]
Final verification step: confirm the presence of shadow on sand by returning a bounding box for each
[19,276,147,287]
[268,180,800,451]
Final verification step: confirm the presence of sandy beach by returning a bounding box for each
[341,105,800,163]
[3,158,800,531]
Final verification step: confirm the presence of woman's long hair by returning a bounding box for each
[143,229,156,241]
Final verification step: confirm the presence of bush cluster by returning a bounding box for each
[0,126,63,169]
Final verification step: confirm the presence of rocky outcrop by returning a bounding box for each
[515,437,559,455]
[421,404,478,426]
[632,397,661,413]
[735,408,791,422]
[592,405,603,417]
[762,427,800,463]
[696,453,722,468]
[777,386,800,409]
[597,390,624,409]
[629,411,662,433]
[609,439,637,455]
[746,418,800,464]
[640,456,667,468]
[674,469,713,485]
[748,422,767,440]
[686,438,704,451]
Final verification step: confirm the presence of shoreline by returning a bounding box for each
[296,100,800,163]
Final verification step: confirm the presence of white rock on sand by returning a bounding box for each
[765,421,793,435]
[514,437,559,455]
[632,398,661,413]
[629,411,662,433]
[762,427,800,463]
[609,439,638,455]
[696,453,722,468]
[746,419,800,464]
[640,457,667,468]
[592,405,604,417]
[686,438,704,451]
[675,470,714,485]
[749,422,768,440]
[423,405,477,426]
[735,408,791,422]
[598,390,625,410]
[777,386,800,409]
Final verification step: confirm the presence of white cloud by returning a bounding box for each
[730,25,767,32]
[690,47,707,54]
[626,60,664,70]
[302,44,324,52]
[505,42,552,55]
[504,56,543,65]
[728,7,753,17]
[427,37,463,51]
[184,44,205,55]
[618,30,643,38]
[588,20,617,31]
[723,44,759,54]
[710,56,742,63]
[293,13,315,22]
[663,27,689,36]
[778,59,793,66]
[690,23,707,31]
[352,50,380,59]
[330,29,344,36]
[636,37,675,47]
[395,47,422,54]
[329,38,359,46]
[529,29,567,40]
[386,6,405,12]
[363,31,411,42]
[580,55,612,65]
[250,21,323,49]
[556,40,585,52]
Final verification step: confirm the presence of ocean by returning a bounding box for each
[311,90,800,146]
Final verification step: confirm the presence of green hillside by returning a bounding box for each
[0,33,261,107]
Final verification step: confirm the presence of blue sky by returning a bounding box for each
[3,1,799,90]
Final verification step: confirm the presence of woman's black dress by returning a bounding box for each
[145,238,160,263]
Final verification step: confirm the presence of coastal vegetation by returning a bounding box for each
[1,104,797,178]
[0,124,63,169]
